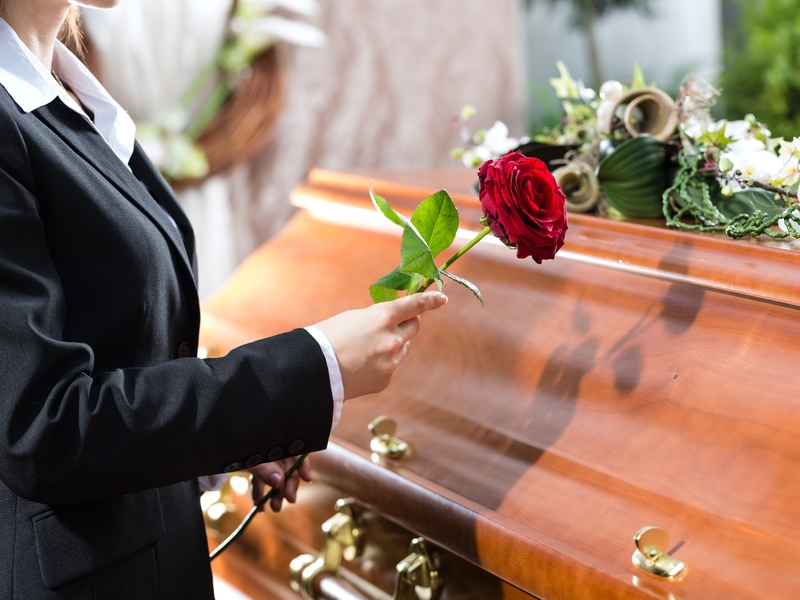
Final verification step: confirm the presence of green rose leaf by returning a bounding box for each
[441,270,484,307]
[370,187,407,227]
[369,268,423,303]
[400,224,441,282]
[410,190,459,258]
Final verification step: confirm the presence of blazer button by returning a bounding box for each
[288,440,304,454]
[245,454,262,468]
[223,462,242,473]
[177,342,191,359]
[267,447,283,461]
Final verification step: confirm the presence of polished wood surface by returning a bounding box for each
[203,168,800,599]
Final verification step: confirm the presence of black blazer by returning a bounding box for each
[0,88,333,598]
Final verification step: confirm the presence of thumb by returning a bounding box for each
[390,291,448,323]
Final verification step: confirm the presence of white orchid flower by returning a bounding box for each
[722,120,752,140]
[774,153,800,186]
[231,15,327,49]
[778,137,800,159]
[720,139,783,189]
[462,146,492,168]
[482,121,520,157]
[727,138,766,155]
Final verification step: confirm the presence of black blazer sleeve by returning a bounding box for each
[0,93,333,506]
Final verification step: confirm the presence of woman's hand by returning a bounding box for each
[245,292,446,512]
[314,291,448,400]
[247,456,313,512]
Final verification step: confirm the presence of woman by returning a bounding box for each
[0,1,446,598]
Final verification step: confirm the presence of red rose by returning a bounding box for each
[477,151,568,264]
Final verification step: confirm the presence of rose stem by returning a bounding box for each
[209,453,308,561]
[415,226,492,293]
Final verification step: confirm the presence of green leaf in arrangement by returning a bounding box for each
[677,178,785,222]
[697,121,734,149]
[369,268,423,303]
[410,190,459,258]
[399,224,441,282]
[370,187,407,227]
[441,270,484,307]
[596,135,668,218]
[631,63,647,90]
[712,188,785,221]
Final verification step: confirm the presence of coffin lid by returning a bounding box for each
[201,168,800,600]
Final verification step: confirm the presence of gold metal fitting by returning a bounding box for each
[369,416,408,459]
[393,538,440,600]
[290,499,361,600]
[632,526,687,581]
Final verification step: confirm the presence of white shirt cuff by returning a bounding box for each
[304,325,344,429]
[198,473,229,492]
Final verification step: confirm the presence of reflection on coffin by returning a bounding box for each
[201,168,800,599]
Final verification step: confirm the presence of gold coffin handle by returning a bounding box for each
[290,501,440,600]
[632,526,687,581]
[369,416,408,459]
[393,538,439,600]
[290,499,361,599]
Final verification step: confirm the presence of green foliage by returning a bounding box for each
[720,0,800,139]
[409,190,459,258]
[596,135,669,217]
[441,270,484,306]
[369,268,422,303]
[662,149,792,238]
[370,189,408,226]
[400,225,442,282]
[368,189,484,304]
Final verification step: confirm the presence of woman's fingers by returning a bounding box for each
[250,476,266,510]
[396,315,421,341]
[269,488,284,513]
[247,456,311,512]
[297,457,313,483]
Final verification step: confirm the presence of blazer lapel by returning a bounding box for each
[33,100,198,287]
[128,141,199,278]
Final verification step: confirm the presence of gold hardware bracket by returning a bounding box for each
[290,499,361,600]
[290,502,442,600]
[632,526,687,581]
[393,538,440,600]
[369,416,408,459]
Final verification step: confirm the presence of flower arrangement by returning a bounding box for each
[457,62,800,240]
[136,0,326,183]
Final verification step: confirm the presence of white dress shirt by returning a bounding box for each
[0,19,344,489]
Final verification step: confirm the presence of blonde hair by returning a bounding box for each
[59,6,84,55]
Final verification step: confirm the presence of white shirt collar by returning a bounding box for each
[0,17,136,165]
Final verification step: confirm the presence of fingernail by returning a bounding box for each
[268,473,281,487]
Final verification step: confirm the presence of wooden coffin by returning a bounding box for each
[201,168,800,600]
